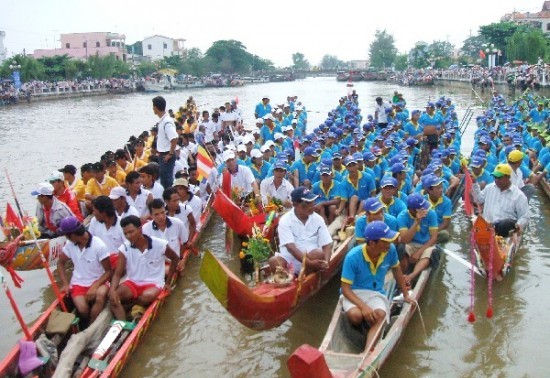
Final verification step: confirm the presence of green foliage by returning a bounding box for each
[394,54,408,71]
[368,30,398,69]
[319,54,346,70]
[126,41,143,56]
[37,55,72,81]
[461,35,487,61]
[408,42,430,69]
[506,27,548,64]
[205,40,254,74]
[292,52,310,70]
[135,61,157,77]
[479,21,519,59]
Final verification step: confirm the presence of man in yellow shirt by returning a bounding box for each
[133,139,150,169]
[106,160,127,186]
[115,149,134,174]
[85,162,120,211]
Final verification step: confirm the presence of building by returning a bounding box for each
[142,35,186,61]
[501,2,550,33]
[0,31,7,64]
[350,60,369,70]
[34,32,127,61]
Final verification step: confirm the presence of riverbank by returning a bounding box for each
[434,77,550,98]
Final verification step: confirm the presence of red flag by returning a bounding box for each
[463,169,474,217]
[479,50,486,59]
[5,203,23,231]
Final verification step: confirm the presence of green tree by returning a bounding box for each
[126,41,143,56]
[292,52,310,70]
[1,54,45,81]
[205,40,253,73]
[37,55,72,80]
[368,30,398,69]
[394,53,408,71]
[408,42,430,69]
[506,27,549,64]
[135,61,157,77]
[479,21,519,60]
[429,40,454,68]
[319,54,345,70]
[461,35,487,61]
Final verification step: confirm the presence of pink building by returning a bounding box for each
[34,32,127,61]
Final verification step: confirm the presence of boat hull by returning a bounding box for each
[200,236,355,330]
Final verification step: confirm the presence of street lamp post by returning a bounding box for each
[9,61,22,90]
[485,44,498,69]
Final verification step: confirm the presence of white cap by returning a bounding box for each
[244,135,254,144]
[223,150,236,161]
[225,144,236,151]
[255,118,264,124]
[263,114,275,121]
[48,170,64,182]
[265,140,275,147]
[250,149,262,159]
[260,145,270,153]
[274,132,284,140]
[237,144,247,152]
[291,119,298,124]
[275,109,283,114]
[109,186,127,200]
[31,182,54,196]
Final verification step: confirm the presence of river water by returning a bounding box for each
[1,78,549,377]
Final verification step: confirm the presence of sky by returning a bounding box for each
[1,0,545,67]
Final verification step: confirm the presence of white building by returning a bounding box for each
[0,31,7,64]
[142,35,186,61]
[501,2,550,34]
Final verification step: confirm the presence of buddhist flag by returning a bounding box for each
[5,203,23,231]
[479,50,486,59]
[197,145,214,181]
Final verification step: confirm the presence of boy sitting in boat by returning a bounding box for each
[109,215,180,320]
[57,216,112,324]
[341,221,411,349]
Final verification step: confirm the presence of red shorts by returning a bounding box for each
[71,282,109,298]
[109,254,119,270]
[121,280,160,299]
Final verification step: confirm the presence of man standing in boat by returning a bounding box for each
[473,163,530,237]
[341,221,411,350]
[268,187,333,275]
[153,96,178,189]
[109,215,180,320]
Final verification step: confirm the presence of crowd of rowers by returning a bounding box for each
[26,91,472,329]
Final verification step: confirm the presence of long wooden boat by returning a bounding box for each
[0,194,214,378]
[0,236,65,272]
[539,176,550,199]
[287,248,440,378]
[471,216,522,281]
[200,235,355,331]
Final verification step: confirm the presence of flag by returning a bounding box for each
[463,168,474,217]
[197,145,214,181]
[5,203,23,231]
[479,50,486,59]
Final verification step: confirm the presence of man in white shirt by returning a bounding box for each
[219,150,260,202]
[89,196,126,267]
[164,187,196,249]
[109,215,180,320]
[374,96,392,128]
[57,216,111,323]
[200,110,218,143]
[268,187,333,275]
[474,163,530,237]
[153,96,178,188]
[125,171,153,220]
[139,164,164,200]
[109,186,139,219]
[173,178,203,223]
[260,161,293,207]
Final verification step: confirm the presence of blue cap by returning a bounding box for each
[448,147,457,155]
[427,102,435,108]
[273,161,287,170]
[332,152,342,160]
[391,163,407,174]
[363,151,376,161]
[364,221,399,242]
[304,146,319,157]
[344,155,358,166]
[380,177,398,188]
[383,139,393,148]
[470,156,485,168]
[352,152,364,162]
[407,193,430,210]
[363,198,384,213]
[406,137,418,147]
[319,165,332,175]
[291,186,318,203]
[422,174,443,190]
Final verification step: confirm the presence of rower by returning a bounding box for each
[85,162,120,212]
[164,187,196,250]
[125,171,153,221]
[341,221,411,350]
[109,186,139,219]
[48,170,84,221]
[32,182,75,238]
[423,175,452,244]
[355,198,398,243]
[397,193,439,283]
[57,216,111,324]
[89,196,126,268]
[260,160,294,209]
[312,165,341,225]
[109,215,180,321]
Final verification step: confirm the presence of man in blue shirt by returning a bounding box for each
[397,193,438,283]
[341,221,411,350]
[290,146,319,188]
[355,198,399,243]
[312,165,341,225]
[254,96,271,119]
[423,175,452,244]
[337,155,376,221]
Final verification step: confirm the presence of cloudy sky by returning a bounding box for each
[2,0,544,66]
